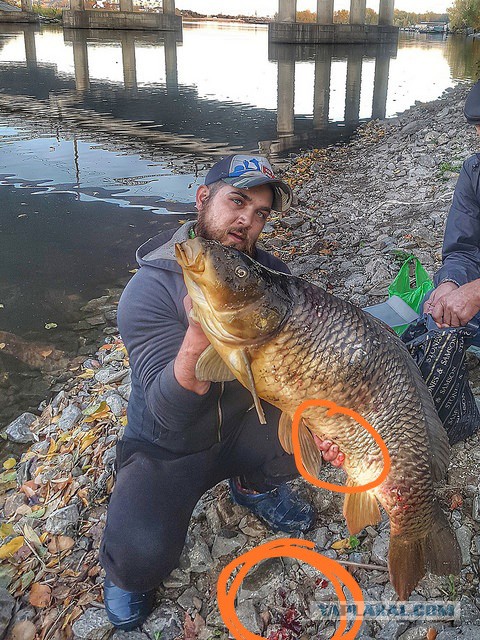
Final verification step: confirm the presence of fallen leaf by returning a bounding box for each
[0,523,14,539]
[29,582,51,608]
[331,537,352,551]
[0,343,4,349]
[450,493,463,510]
[40,349,53,358]
[0,536,25,559]
[2,457,16,470]
[426,629,438,640]
[8,620,36,640]
[47,535,75,554]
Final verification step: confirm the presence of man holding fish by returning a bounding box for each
[99,155,342,630]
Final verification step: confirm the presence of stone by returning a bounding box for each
[4,493,27,518]
[0,588,15,638]
[313,526,329,549]
[377,621,409,639]
[472,494,480,521]
[8,620,37,640]
[117,382,131,401]
[94,368,127,385]
[371,532,389,566]
[177,586,203,611]
[57,405,82,431]
[162,568,191,589]
[211,532,247,559]
[45,503,80,535]
[280,216,304,230]
[184,536,212,573]
[236,600,262,636]
[113,631,149,640]
[455,525,472,565]
[71,608,112,639]
[142,602,183,640]
[104,394,125,417]
[5,412,36,443]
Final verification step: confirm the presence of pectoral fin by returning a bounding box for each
[298,421,322,477]
[229,349,265,424]
[343,479,381,535]
[279,412,293,454]
[195,345,236,382]
[279,413,321,476]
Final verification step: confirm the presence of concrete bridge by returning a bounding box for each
[0,0,37,23]
[63,0,181,31]
[270,0,398,44]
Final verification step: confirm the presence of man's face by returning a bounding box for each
[194,182,273,256]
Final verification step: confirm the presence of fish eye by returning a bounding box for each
[235,266,248,278]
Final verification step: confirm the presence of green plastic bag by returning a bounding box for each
[388,256,434,334]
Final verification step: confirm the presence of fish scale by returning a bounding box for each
[176,237,461,599]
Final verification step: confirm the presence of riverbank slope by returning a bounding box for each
[2,82,480,640]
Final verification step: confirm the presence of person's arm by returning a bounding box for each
[434,158,480,287]
[117,267,216,432]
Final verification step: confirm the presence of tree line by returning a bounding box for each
[296,9,449,26]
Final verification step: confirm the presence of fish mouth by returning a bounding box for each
[175,239,205,274]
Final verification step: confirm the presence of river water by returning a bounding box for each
[0,22,479,433]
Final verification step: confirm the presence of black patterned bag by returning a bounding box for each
[401,314,480,445]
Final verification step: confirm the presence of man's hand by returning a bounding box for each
[173,295,211,395]
[313,435,345,468]
[425,280,480,328]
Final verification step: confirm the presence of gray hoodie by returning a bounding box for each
[117,221,289,453]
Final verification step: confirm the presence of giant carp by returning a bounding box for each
[175,237,461,599]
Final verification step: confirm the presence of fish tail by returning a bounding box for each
[388,536,426,600]
[389,503,461,600]
[425,502,461,576]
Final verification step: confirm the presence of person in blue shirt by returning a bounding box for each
[424,81,480,334]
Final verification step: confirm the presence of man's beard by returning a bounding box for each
[195,215,255,256]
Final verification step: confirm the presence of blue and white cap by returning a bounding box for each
[205,154,293,213]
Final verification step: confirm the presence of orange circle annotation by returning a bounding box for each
[217,538,365,640]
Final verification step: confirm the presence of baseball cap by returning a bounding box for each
[204,154,293,213]
[464,80,480,124]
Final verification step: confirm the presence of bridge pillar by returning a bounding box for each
[278,0,296,22]
[345,53,362,123]
[163,0,176,15]
[73,38,89,92]
[121,33,137,90]
[317,0,334,24]
[349,0,366,24]
[164,31,178,93]
[69,0,85,10]
[277,58,295,135]
[313,47,332,128]
[378,0,395,26]
[23,27,37,68]
[372,52,390,119]
[119,0,134,11]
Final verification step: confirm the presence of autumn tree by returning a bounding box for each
[296,9,316,22]
[448,0,480,30]
[334,9,349,23]
[365,8,378,24]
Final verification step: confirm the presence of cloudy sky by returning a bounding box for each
[176,1,450,16]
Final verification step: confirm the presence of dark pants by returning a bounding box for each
[99,403,298,592]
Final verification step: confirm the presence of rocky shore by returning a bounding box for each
[2,82,480,640]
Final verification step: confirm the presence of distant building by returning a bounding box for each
[416,21,448,33]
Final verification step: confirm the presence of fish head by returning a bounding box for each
[175,237,291,346]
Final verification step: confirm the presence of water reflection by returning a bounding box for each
[1,25,478,160]
[262,41,396,154]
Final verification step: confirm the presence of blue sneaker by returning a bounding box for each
[229,477,315,534]
[103,578,155,631]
